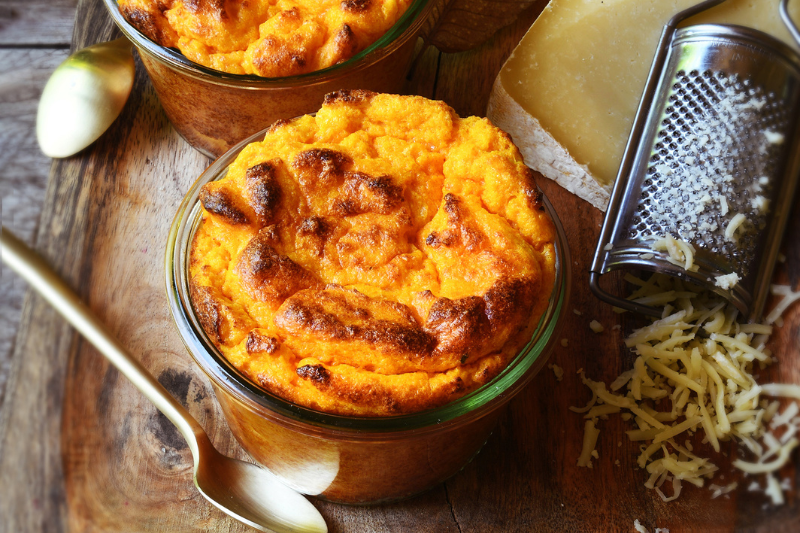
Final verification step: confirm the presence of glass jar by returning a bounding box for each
[102,0,434,157]
[165,127,571,504]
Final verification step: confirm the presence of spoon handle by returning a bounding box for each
[1,227,205,461]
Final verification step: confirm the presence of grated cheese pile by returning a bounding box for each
[574,274,800,504]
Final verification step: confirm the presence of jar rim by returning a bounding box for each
[165,125,571,434]
[102,0,432,87]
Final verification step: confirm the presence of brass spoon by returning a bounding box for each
[0,228,328,533]
[36,37,135,158]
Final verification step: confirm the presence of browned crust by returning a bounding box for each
[424,295,490,362]
[425,193,486,251]
[189,281,254,346]
[190,284,224,344]
[236,230,322,305]
[340,0,372,13]
[120,6,168,48]
[199,185,249,225]
[484,277,536,331]
[292,148,351,189]
[246,331,280,355]
[275,287,435,359]
[323,89,376,105]
[244,161,283,226]
[184,0,227,17]
[332,173,403,216]
[330,24,359,64]
[289,355,506,416]
[251,36,308,77]
[296,364,331,385]
[297,216,332,257]
[522,168,546,211]
[265,118,293,135]
[248,8,308,77]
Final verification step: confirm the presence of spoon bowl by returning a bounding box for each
[0,227,327,533]
[36,37,135,158]
[193,436,327,533]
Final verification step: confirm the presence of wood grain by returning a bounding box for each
[0,0,74,443]
[0,48,69,414]
[0,4,75,526]
[1,0,799,531]
[0,0,77,45]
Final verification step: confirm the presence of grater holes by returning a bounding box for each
[630,68,789,272]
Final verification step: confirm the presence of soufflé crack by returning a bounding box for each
[189,91,557,416]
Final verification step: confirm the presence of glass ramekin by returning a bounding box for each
[165,127,571,504]
[102,0,434,157]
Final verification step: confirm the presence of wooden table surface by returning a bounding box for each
[1,1,799,532]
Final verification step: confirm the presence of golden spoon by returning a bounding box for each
[0,227,327,533]
[36,37,135,158]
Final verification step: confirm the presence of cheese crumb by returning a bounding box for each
[634,519,649,533]
[724,213,747,242]
[714,273,740,290]
[764,130,785,144]
[765,284,800,325]
[751,195,769,214]
[765,473,785,505]
[549,363,564,382]
[589,320,604,333]
[710,482,738,499]
[577,419,601,468]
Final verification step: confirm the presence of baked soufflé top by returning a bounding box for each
[189,91,557,416]
[118,0,414,76]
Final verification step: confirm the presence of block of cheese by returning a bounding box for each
[487,0,800,211]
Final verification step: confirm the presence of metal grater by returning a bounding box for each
[590,0,800,320]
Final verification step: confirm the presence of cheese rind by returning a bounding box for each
[489,0,800,211]
[487,77,611,210]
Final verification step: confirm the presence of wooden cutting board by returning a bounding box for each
[1,0,798,531]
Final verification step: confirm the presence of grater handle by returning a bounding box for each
[781,0,800,46]
[589,273,662,318]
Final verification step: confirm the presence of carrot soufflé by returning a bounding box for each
[117,0,415,76]
[188,90,557,416]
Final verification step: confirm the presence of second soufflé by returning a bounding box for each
[118,0,415,76]
[189,91,557,416]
